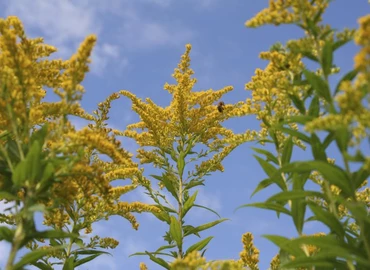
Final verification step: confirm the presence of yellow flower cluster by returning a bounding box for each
[246,0,329,28]
[121,44,256,179]
[245,48,306,149]
[170,251,245,270]
[239,233,260,270]
[0,16,161,265]
[305,15,370,145]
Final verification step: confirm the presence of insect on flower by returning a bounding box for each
[217,101,225,113]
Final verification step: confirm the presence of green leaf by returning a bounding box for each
[254,155,286,191]
[185,236,213,256]
[185,179,205,190]
[37,162,55,192]
[279,161,353,197]
[0,226,14,242]
[263,235,306,257]
[183,190,198,217]
[290,174,306,234]
[154,244,177,253]
[300,51,319,62]
[12,159,28,187]
[152,174,178,201]
[353,166,370,190]
[335,127,350,153]
[289,94,306,114]
[333,39,352,52]
[266,191,326,203]
[250,178,274,198]
[62,257,74,270]
[282,257,344,269]
[236,203,291,216]
[184,219,228,237]
[177,152,185,177]
[31,230,77,240]
[169,216,182,247]
[334,69,358,95]
[281,136,293,165]
[26,140,42,183]
[278,127,311,143]
[152,210,171,224]
[321,41,333,78]
[322,131,336,149]
[303,70,332,103]
[283,115,314,125]
[14,247,64,270]
[146,252,170,269]
[74,254,102,267]
[308,203,345,237]
[251,147,279,165]
[311,134,327,161]
[308,96,320,117]
[192,204,221,218]
[75,250,111,255]
[0,191,17,201]
[31,261,53,270]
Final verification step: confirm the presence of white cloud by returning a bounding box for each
[91,43,129,76]
[120,18,194,50]
[196,188,222,211]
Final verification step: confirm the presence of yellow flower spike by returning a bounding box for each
[140,262,148,270]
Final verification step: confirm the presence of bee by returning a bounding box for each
[217,101,225,113]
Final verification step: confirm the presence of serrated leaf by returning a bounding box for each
[185,236,213,256]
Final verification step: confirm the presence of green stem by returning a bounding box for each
[6,220,25,270]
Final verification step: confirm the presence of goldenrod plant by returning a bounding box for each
[237,0,370,269]
[122,44,257,269]
[0,16,158,270]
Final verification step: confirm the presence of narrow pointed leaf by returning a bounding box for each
[185,236,213,256]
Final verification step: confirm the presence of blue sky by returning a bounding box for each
[0,0,369,269]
